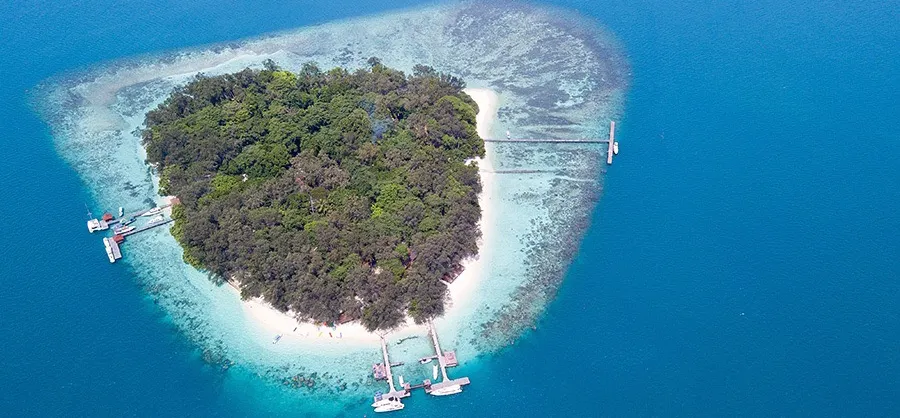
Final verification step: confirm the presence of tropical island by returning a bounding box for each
[143,60,485,331]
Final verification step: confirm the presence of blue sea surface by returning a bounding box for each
[1,0,897,416]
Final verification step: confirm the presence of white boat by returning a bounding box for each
[272,334,282,344]
[118,207,124,217]
[613,141,619,155]
[87,219,104,233]
[398,376,405,386]
[430,384,462,396]
[432,365,438,380]
[419,358,433,365]
[373,399,404,413]
[142,207,163,217]
[114,225,135,234]
[148,215,165,224]
[103,238,115,263]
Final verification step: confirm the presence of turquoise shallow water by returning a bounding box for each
[2,0,898,416]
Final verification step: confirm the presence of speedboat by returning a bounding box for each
[148,215,165,224]
[430,384,462,396]
[419,358,432,365]
[432,365,438,380]
[142,207,163,217]
[371,396,396,408]
[272,334,282,344]
[613,141,619,155]
[114,225,135,234]
[373,399,404,412]
[103,238,115,263]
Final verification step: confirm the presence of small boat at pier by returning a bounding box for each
[372,397,404,412]
[432,365,438,380]
[142,207,163,217]
[114,225,135,234]
[430,384,462,396]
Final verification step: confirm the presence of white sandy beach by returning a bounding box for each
[239,87,501,345]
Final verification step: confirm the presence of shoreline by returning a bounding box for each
[239,88,501,345]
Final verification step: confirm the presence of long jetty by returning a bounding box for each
[483,138,609,143]
[380,336,399,394]
[425,320,470,394]
[483,120,619,165]
[372,336,411,402]
[429,321,450,381]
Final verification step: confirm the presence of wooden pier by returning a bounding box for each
[483,138,609,143]
[424,320,471,395]
[375,336,411,400]
[369,322,471,411]
[86,203,176,263]
[483,120,619,165]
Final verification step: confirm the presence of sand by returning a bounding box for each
[445,88,499,314]
[240,88,501,345]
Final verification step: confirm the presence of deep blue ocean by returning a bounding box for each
[1,0,897,416]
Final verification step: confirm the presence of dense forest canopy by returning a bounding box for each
[143,59,484,331]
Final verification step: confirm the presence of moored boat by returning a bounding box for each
[142,207,163,217]
[372,398,404,412]
[103,238,115,263]
[430,384,462,396]
[114,225,135,234]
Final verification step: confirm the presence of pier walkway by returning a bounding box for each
[376,336,410,400]
[484,121,619,165]
[483,138,609,143]
[425,320,471,394]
